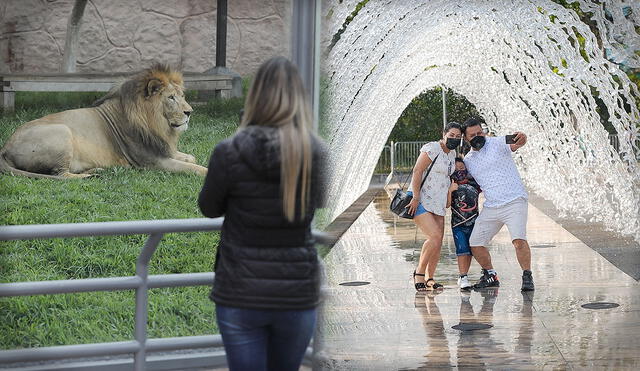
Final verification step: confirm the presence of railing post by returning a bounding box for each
[134,233,164,371]
[390,141,395,176]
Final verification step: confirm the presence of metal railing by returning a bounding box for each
[609,133,640,160]
[374,141,426,174]
[610,133,620,152]
[0,218,332,371]
[391,141,427,172]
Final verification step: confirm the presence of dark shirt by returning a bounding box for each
[450,176,480,228]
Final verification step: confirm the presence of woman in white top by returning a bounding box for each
[406,122,462,291]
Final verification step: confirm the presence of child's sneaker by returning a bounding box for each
[457,274,473,290]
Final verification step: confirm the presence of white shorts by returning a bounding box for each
[469,198,528,247]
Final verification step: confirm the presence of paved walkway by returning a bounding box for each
[318,194,639,370]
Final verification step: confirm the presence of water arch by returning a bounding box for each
[323,0,640,241]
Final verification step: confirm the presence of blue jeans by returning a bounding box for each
[452,225,474,256]
[216,305,317,371]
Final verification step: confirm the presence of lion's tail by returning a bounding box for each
[0,152,66,180]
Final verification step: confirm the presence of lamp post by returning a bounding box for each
[442,85,447,128]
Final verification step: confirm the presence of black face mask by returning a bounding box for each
[445,138,461,150]
[470,135,486,150]
[451,170,468,183]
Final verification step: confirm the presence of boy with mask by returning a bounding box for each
[447,158,481,290]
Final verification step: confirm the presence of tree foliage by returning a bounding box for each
[388,87,481,143]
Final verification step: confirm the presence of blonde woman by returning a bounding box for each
[406,122,462,291]
[198,57,326,371]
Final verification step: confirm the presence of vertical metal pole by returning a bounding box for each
[134,233,164,371]
[390,141,395,176]
[384,142,395,187]
[312,256,327,370]
[291,0,321,130]
[292,3,321,368]
[312,0,320,130]
[442,86,447,128]
[216,0,227,68]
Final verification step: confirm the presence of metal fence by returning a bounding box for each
[609,133,640,160]
[610,134,620,152]
[391,141,427,172]
[373,141,426,174]
[0,218,331,371]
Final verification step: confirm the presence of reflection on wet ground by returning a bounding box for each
[318,194,640,370]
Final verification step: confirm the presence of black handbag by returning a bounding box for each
[389,154,439,219]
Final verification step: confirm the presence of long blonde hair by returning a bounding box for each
[240,57,314,222]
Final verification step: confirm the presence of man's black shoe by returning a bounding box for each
[474,269,500,289]
[521,270,535,291]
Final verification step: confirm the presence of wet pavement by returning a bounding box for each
[317,194,640,370]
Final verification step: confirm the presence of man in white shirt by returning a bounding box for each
[462,118,534,291]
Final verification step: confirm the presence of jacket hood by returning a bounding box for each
[232,125,281,179]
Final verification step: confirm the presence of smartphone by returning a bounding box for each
[506,134,517,144]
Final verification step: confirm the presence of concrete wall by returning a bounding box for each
[0,0,291,76]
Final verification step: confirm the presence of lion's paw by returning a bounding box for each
[183,154,197,164]
[176,153,196,163]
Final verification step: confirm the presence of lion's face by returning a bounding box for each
[158,84,192,132]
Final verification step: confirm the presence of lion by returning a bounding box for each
[0,64,207,179]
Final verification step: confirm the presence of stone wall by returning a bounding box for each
[0,0,291,76]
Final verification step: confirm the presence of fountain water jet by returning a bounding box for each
[322,0,640,242]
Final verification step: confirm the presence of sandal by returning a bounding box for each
[413,271,427,291]
[425,278,444,290]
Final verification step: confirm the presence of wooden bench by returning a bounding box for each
[0,72,236,112]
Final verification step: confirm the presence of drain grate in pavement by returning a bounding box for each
[581,302,620,310]
[339,281,370,286]
[530,244,556,248]
[452,323,493,331]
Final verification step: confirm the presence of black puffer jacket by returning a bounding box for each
[198,125,326,310]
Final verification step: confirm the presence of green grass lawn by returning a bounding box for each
[0,92,243,349]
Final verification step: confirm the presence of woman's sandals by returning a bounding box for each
[425,278,443,290]
[413,271,427,291]
[413,271,444,291]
